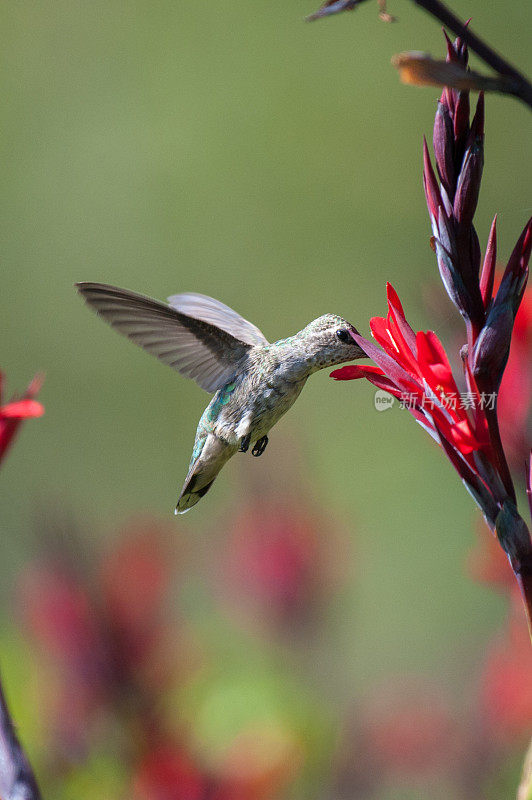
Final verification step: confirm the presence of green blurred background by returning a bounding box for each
[1,1,531,797]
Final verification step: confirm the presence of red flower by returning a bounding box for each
[361,680,456,775]
[331,283,491,487]
[0,372,44,462]
[133,746,206,800]
[218,499,348,632]
[18,518,182,756]
[480,600,532,743]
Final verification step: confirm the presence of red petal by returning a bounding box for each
[1,400,45,419]
[417,331,452,373]
[370,314,420,379]
[363,375,407,398]
[387,314,420,376]
[330,364,405,398]
[432,410,481,455]
[369,316,393,351]
[368,287,420,378]
[386,283,418,353]
[447,418,482,453]
[330,365,380,380]
[416,331,460,398]
[386,283,406,317]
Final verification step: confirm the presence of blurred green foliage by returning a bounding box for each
[1,0,531,797]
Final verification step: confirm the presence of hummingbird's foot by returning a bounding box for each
[239,433,251,453]
[252,436,268,457]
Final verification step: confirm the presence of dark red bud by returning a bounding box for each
[433,101,456,199]
[453,137,484,226]
[504,218,532,304]
[423,138,442,224]
[455,34,469,67]
[453,91,470,156]
[443,30,456,63]
[433,234,471,320]
[472,224,530,387]
[486,220,531,348]
[466,225,482,283]
[468,92,485,142]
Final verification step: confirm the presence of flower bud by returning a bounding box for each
[472,292,514,389]
[433,101,456,199]
[453,136,483,227]
[474,219,532,385]
[433,210,473,319]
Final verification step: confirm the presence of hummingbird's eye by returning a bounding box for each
[336,328,350,343]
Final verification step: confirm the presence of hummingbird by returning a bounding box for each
[75,282,366,513]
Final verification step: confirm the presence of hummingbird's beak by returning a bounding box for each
[348,326,369,359]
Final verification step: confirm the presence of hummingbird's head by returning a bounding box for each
[298,314,367,372]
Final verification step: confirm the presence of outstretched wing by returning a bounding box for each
[167,293,268,347]
[75,282,260,393]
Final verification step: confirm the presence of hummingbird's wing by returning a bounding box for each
[76,282,264,393]
[167,293,268,348]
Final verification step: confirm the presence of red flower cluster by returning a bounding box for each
[19,516,305,799]
[0,372,44,463]
[19,520,182,762]
[332,283,488,456]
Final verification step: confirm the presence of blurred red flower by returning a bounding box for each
[219,499,348,631]
[0,372,44,462]
[18,519,181,757]
[18,514,303,800]
[361,681,457,775]
[133,735,299,800]
[332,283,489,460]
[480,600,532,743]
[498,282,532,471]
[133,745,207,800]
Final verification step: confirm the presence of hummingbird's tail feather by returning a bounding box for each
[175,477,216,514]
[175,434,236,514]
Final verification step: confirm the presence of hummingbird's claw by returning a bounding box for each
[239,434,251,453]
[252,436,268,457]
